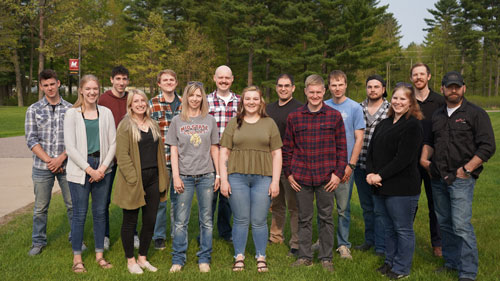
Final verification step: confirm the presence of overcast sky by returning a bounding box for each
[378,0,439,48]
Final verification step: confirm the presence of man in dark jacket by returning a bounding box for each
[421,71,495,281]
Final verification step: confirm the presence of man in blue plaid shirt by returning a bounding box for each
[25,69,73,256]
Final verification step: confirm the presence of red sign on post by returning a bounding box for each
[69,59,79,72]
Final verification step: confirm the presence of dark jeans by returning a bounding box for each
[121,168,160,258]
[375,194,420,275]
[419,166,442,247]
[104,164,117,238]
[211,189,232,239]
[295,184,335,261]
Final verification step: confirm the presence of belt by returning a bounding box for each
[180,173,212,178]
[88,151,100,158]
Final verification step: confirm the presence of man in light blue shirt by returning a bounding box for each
[324,70,365,259]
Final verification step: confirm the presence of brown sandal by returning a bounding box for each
[72,262,87,273]
[96,258,113,269]
[257,260,268,273]
[232,259,245,272]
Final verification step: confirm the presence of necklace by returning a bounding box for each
[134,117,148,131]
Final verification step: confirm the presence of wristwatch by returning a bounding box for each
[462,166,472,176]
[348,163,356,169]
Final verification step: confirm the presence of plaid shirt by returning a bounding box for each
[207,91,240,139]
[283,103,348,187]
[25,96,72,170]
[149,92,182,167]
[357,98,390,170]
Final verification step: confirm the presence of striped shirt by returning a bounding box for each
[207,91,239,139]
[25,96,72,170]
[149,92,182,167]
[357,98,390,170]
[283,103,348,187]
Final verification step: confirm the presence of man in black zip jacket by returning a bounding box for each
[420,71,495,281]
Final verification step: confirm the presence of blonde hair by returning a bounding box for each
[122,89,161,143]
[73,74,100,113]
[305,74,325,89]
[180,82,208,122]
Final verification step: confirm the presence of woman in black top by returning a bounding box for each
[366,83,423,279]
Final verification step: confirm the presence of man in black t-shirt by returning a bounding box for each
[267,73,303,257]
[410,63,445,257]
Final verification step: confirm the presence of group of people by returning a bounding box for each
[25,63,495,281]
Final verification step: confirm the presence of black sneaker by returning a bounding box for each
[354,243,373,251]
[376,263,392,275]
[287,248,298,258]
[154,239,166,250]
[386,271,409,280]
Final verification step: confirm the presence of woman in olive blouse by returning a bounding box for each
[220,85,282,272]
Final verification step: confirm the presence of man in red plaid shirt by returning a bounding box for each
[284,74,347,272]
[207,65,239,242]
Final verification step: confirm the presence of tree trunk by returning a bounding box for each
[495,56,499,97]
[29,25,34,96]
[265,57,270,101]
[12,49,24,107]
[247,47,253,86]
[38,0,46,100]
[482,39,488,96]
[488,52,493,97]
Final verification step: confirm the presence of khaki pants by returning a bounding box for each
[269,172,299,249]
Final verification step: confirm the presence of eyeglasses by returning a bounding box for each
[187,81,203,87]
[395,82,412,88]
[277,84,292,89]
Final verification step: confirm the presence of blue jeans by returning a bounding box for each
[153,169,174,241]
[334,175,355,248]
[171,173,214,265]
[375,194,419,275]
[354,168,385,253]
[31,167,73,246]
[432,178,478,280]
[228,173,271,258]
[68,156,111,254]
[104,164,117,238]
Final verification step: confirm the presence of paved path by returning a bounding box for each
[0,136,63,220]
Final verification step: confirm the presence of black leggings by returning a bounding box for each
[121,167,160,258]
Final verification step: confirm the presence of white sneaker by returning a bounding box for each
[199,263,210,273]
[138,261,158,272]
[128,263,144,274]
[337,245,353,259]
[134,235,140,249]
[169,264,183,273]
[104,237,110,250]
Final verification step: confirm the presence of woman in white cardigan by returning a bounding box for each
[64,74,116,273]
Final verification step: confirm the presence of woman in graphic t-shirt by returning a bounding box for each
[167,82,220,273]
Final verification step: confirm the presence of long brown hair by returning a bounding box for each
[387,83,423,120]
[73,74,100,113]
[236,85,268,128]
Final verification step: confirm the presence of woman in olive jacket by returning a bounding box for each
[113,89,169,274]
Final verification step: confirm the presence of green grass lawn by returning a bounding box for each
[0,113,499,280]
[0,106,27,138]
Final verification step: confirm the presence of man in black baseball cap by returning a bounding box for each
[420,71,495,281]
